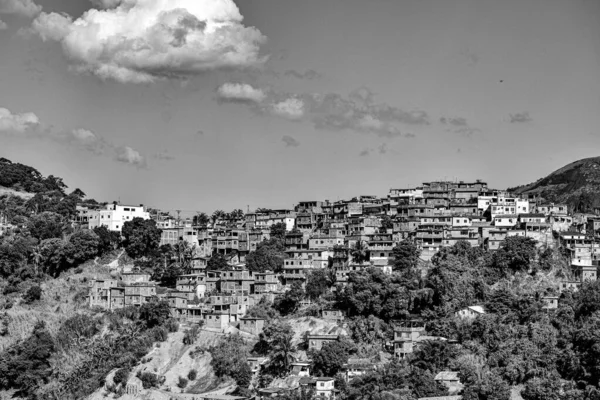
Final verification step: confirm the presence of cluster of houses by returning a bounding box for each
[82,179,600,399]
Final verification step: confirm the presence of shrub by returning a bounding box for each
[151,326,169,342]
[187,369,197,381]
[113,368,130,386]
[137,372,159,389]
[166,318,179,333]
[183,324,200,345]
[23,285,42,303]
[177,376,188,389]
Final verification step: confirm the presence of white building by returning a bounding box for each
[455,305,485,320]
[88,204,150,232]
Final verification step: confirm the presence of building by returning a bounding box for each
[393,320,426,359]
[434,371,463,394]
[314,377,336,399]
[322,309,345,321]
[455,306,485,319]
[88,203,150,232]
[239,317,265,335]
[342,358,375,382]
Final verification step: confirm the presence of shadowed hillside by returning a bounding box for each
[509,156,600,212]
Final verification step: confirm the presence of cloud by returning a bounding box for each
[88,0,122,9]
[1,106,145,168]
[440,117,467,127]
[115,146,146,167]
[154,150,175,160]
[216,82,266,103]
[31,11,72,41]
[196,129,205,136]
[31,0,267,83]
[0,107,40,133]
[282,135,300,147]
[271,98,304,120]
[359,149,370,157]
[64,128,108,154]
[0,0,41,18]
[0,19,7,29]
[440,116,480,136]
[509,112,532,123]
[284,69,320,80]
[216,83,427,138]
[378,143,388,154]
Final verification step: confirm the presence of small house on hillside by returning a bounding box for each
[434,371,463,394]
[307,334,339,351]
[454,306,485,320]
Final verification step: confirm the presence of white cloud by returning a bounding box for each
[0,107,40,133]
[0,19,7,29]
[66,128,108,154]
[31,12,72,41]
[32,0,267,83]
[115,146,146,167]
[271,98,304,120]
[0,0,41,18]
[217,82,266,103]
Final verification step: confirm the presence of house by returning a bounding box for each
[239,317,265,335]
[314,377,336,399]
[342,358,375,381]
[203,311,231,330]
[88,203,150,232]
[291,361,311,377]
[393,320,426,358]
[434,371,463,394]
[322,309,345,321]
[542,296,559,310]
[307,334,339,351]
[247,357,269,374]
[455,306,485,320]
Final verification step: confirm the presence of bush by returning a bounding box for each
[187,369,197,381]
[151,326,169,342]
[137,372,159,389]
[23,285,42,303]
[166,318,179,333]
[113,368,130,386]
[183,324,200,345]
[177,376,188,389]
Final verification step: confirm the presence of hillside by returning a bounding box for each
[509,156,600,212]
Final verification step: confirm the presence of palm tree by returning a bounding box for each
[30,245,43,276]
[270,332,295,374]
[351,240,369,264]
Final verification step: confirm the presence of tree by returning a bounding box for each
[259,321,295,375]
[462,370,510,400]
[193,212,210,226]
[0,320,55,397]
[274,281,305,315]
[391,240,421,273]
[211,210,225,224]
[23,285,42,303]
[493,236,537,274]
[305,269,332,301]
[93,226,120,255]
[310,340,356,377]
[209,335,251,387]
[351,240,369,264]
[63,230,99,266]
[410,340,457,373]
[246,238,286,273]
[122,218,161,259]
[139,298,171,328]
[26,211,68,241]
[207,253,230,271]
[270,222,287,242]
[39,238,66,276]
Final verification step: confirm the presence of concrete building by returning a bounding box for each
[88,203,150,232]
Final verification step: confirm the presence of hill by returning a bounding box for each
[509,156,600,212]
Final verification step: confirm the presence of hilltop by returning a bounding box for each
[509,156,600,212]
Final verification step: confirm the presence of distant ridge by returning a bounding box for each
[510,156,600,213]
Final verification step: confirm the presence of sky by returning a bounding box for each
[0,0,599,215]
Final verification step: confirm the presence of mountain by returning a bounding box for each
[510,156,600,213]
